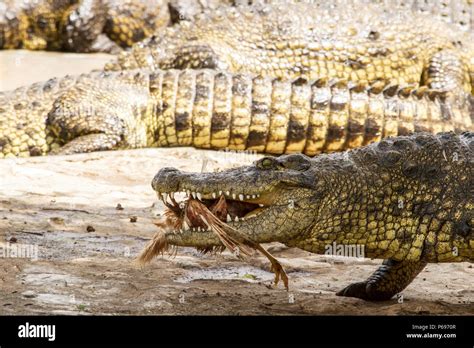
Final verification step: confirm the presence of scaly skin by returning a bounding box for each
[1,3,473,158]
[0,71,105,157]
[0,0,170,52]
[149,131,474,300]
[1,0,472,52]
[106,2,474,95]
[167,0,474,31]
[373,0,474,31]
[0,69,472,158]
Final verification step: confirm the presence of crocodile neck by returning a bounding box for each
[285,137,474,263]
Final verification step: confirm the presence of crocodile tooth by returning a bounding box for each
[196,192,202,200]
[226,191,230,196]
[212,192,217,199]
[186,189,191,196]
[170,192,175,200]
[183,221,190,231]
[246,194,251,199]
[235,216,239,222]
[226,214,232,223]
[240,217,245,221]
[232,193,236,200]
[238,194,244,201]
[259,204,264,207]
[219,190,223,196]
[251,195,256,199]
[191,192,196,199]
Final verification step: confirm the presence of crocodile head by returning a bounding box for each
[151,153,325,249]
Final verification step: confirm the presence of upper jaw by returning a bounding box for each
[151,167,278,205]
[151,170,269,226]
[155,189,263,203]
[154,188,270,223]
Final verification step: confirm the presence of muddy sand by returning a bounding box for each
[0,51,472,315]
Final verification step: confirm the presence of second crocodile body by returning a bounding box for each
[0,69,472,158]
[106,2,474,95]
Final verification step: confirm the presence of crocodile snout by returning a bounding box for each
[151,167,181,192]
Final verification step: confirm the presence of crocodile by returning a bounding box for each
[1,0,472,53]
[168,0,474,32]
[0,0,170,52]
[105,2,474,96]
[0,68,472,158]
[1,2,473,158]
[142,131,474,301]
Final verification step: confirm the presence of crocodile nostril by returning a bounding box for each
[158,167,180,174]
[152,167,181,190]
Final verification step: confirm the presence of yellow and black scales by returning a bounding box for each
[0,0,170,52]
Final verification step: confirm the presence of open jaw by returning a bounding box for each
[155,189,268,233]
[138,185,289,289]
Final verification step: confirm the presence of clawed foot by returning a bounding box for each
[336,281,394,301]
[336,281,370,300]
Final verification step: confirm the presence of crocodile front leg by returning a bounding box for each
[45,71,153,155]
[49,133,123,155]
[336,259,427,301]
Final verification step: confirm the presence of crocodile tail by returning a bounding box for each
[149,69,473,155]
[20,68,472,158]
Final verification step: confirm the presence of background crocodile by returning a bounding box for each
[1,2,473,159]
[106,2,474,96]
[0,0,170,52]
[5,1,473,92]
[0,68,472,158]
[2,0,472,53]
[144,131,474,300]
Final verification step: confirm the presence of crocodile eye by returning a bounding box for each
[257,157,275,170]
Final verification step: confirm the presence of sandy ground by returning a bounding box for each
[0,50,111,91]
[0,51,472,315]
